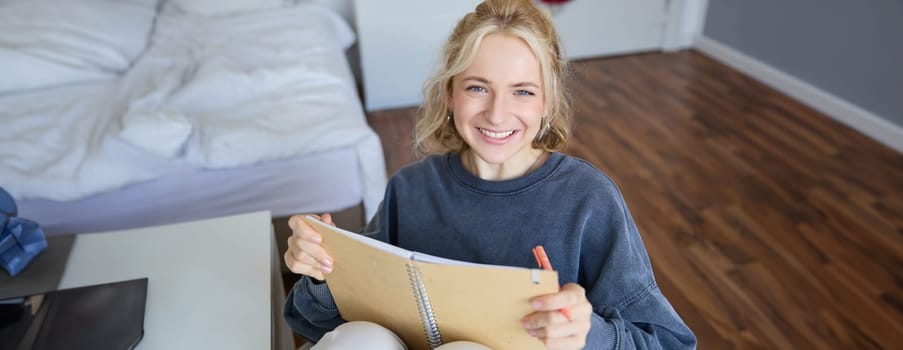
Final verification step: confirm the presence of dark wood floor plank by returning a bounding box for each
[365,50,903,349]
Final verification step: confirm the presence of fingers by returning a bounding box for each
[292,236,333,266]
[542,334,587,350]
[523,309,570,335]
[284,214,335,280]
[287,213,335,242]
[284,249,325,280]
[321,213,335,226]
[531,283,586,312]
[523,283,593,349]
[290,234,333,266]
[522,309,590,350]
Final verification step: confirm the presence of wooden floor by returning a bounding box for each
[366,50,903,349]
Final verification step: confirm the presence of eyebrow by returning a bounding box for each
[461,76,540,89]
[511,82,541,89]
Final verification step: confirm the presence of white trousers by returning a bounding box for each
[311,321,492,350]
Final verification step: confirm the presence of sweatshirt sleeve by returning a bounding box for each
[282,276,344,342]
[583,284,697,349]
[282,191,395,342]
[579,176,697,349]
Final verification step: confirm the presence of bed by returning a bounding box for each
[0,0,386,235]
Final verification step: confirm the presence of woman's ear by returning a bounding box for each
[448,77,459,98]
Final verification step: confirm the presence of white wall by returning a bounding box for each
[544,0,666,59]
[354,0,680,111]
[310,0,354,26]
[663,0,709,49]
[354,0,483,111]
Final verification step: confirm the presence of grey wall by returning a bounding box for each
[703,0,903,128]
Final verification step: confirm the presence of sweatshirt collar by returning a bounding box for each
[446,152,565,195]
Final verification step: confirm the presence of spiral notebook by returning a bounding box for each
[303,216,559,350]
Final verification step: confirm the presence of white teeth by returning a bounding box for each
[479,128,515,138]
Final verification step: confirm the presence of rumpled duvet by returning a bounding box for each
[0,3,382,212]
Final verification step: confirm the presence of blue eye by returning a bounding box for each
[467,86,487,93]
[514,90,535,96]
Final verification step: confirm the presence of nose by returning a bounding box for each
[486,93,509,126]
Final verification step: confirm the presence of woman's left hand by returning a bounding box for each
[522,283,593,350]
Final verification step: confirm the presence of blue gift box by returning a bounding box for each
[0,187,47,277]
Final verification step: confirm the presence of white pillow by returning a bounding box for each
[0,0,159,94]
[169,0,284,16]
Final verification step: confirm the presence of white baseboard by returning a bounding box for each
[693,35,903,154]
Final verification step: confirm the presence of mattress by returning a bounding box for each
[1,3,385,211]
[4,3,388,234]
[18,146,364,236]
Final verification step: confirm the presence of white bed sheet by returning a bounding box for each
[1,3,387,220]
[19,146,362,236]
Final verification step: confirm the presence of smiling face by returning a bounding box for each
[450,33,546,180]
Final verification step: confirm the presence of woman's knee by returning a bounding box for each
[311,321,407,350]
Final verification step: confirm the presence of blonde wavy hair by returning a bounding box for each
[414,0,573,156]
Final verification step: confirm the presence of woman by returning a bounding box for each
[284,0,696,349]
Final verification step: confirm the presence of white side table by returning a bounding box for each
[55,211,292,350]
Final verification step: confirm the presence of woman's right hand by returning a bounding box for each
[285,213,335,281]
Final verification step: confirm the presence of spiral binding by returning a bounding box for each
[406,262,443,349]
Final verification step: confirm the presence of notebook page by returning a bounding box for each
[305,216,531,271]
[412,251,526,270]
[305,215,414,260]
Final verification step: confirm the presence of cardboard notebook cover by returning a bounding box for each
[304,216,559,350]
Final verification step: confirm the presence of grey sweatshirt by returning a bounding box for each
[284,152,697,349]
